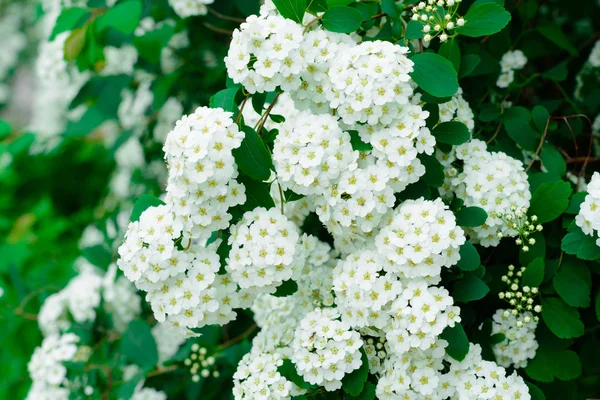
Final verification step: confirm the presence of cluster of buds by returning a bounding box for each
[496,206,543,252]
[410,0,466,43]
[183,343,219,382]
[499,265,541,326]
[363,335,388,374]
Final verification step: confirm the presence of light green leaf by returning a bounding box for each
[541,297,584,339]
[64,27,87,61]
[133,24,175,64]
[209,88,239,114]
[525,349,582,382]
[440,324,470,361]
[522,257,545,288]
[541,145,566,177]
[561,223,600,260]
[453,276,489,302]
[232,126,273,182]
[553,258,591,308]
[405,20,424,39]
[455,206,488,227]
[322,6,363,33]
[272,0,307,23]
[50,8,90,40]
[131,194,166,222]
[120,320,159,369]
[459,3,511,37]
[457,241,481,271]
[431,121,471,145]
[410,53,459,98]
[96,0,142,35]
[529,181,573,224]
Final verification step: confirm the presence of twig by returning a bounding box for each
[217,324,258,350]
[208,8,245,23]
[235,96,249,124]
[146,365,178,378]
[525,117,550,172]
[486,123,503,144]
[303,17,321,34]
[256,92,281,137]
[203,22,233,36]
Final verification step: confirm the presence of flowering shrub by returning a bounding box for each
[2,0,600,399]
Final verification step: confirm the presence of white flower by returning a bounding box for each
[490,309,539,368]
[233,352,294,399]
[576,171,600,244]
[168,0,214,18]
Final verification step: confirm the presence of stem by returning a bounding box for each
[256,92,281,137]
[208,8,245,23]
[216,324,257,350]
[203,22,233,36]
[235,96,249,125]
[525,117,550,172]
[277,181,285,214]
[487,123,503,144]
[303,17,321,34]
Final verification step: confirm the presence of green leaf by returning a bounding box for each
[561,223,600,260]
[322,6,363,33]
[410,52,458,98]
[541,297,584,339]
[133,24,175,64]
[431,121,470,145]
[327,0,352,6]
[348,130,373,151]
[64,106,108,137]
[237,175,275,211]
[131,194,166,222]
[565,192,586,214]
[532,105,550,132]
[541,145,565,177]
[525,382,546,400]
[522,258,545,288]
[455,206,488,227]
[251,92,267,114]
[273,279,299,297]
[457,241,481,271]
[453,276,489,302]
[272,0,307,23]
[459,3,511,37]
[440,324,470,361]
[596,291,600,321]
[341,348,369,396]
[405,20,424,39]
[120,320,159,369]
[209,88,239,114]
[458,54,481,79]
[81,245,112,268]
[346,382,376,400]
[96,0,142,35]
[541,61,568,82]
[232,126,273,182]
[537,23,577,56]
[278,359,313,390]
[418,153,445,188]
[529,181,572,224]
[64,27,87,61]
[118,372,145,400]
[553,258,591,308]
[525,349,582,382]
[50,8,90,40]
[439,39,461,72]
[490,333,505,344]
[503,119,539,151]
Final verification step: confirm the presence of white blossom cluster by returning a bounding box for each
[26,333,80,400]
[233,352,295,400]
[576,171,600,243]
[38,261,141,336]
[491,309,539,368]
[168,0,214,18]
[497,50,528,88]
[410,0,466,43]
[0,3,27,104]
[588,39,600,67]
[438,88,475,132]
[131,388,168,400]
[442,139,531,246]
[291,307,364,391]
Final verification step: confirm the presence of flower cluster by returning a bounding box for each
[184,343,220,381]
[446,139,531,246]
[233,352,294,399]
[438,88,476,131]
[576,171,600,243]
[0,3,27,105]
[588,39,600,67]
[491,309,539,368]
[499,264,542,320]
[411,0,466,43]
[497,50,528,88]
[496,206,543,252]
[227,207,304,291]
[169,0,214,18]
[27,333,80,400]
[291,308,364,391]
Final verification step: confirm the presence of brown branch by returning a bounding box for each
[208,8,245,23]
[235,96,249,124]
[487,123,503,144]
[203,22,233,36]
[217,324,258,350]
[525,117,551,172]
[256,92,280,137]
[303,17,321,34]
[146,365,178,378]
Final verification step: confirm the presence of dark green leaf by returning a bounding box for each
[453,276,489,302]
[273,0,307,23]
[565,192,586,214]
[532,105,550,132]
[50,8,90,40]
[460,3,511,37]
[458,54,481,79]
[346,381,376,400]
[322,6,363,33]
[233,126,273,181]
[440,324,470,361]
[341,348,369,396]
[561,223,600,260]
[251,92,267,114]
[503,119,539,151]
[273,279,299,297]
[525,382,545,400]
[131,194,166,222]
[237,175,275,211]
[431,121,470,145]
[490,333,506,344]
[457,241,481,271]
[541,297,584,339]
[348,130,373,151]
[418,153,445,188]
[210,88,239,114]
[133,24,175,64]
[120,320,158,369]
[81,245,112,268]
[96,0,142,35]
[410,52,459,98]
[537,23,577,56]
[327,0,352,6]
[405,20,424,39]
[522,258,545,288]
[541,61,568,82]
[553,258,591,308]
[596,291,600,321]
[525,349,582,382]
[541,145,565,177]
[278,359,313,390]
[529,181,573,224]
[439,39,461,72]
[455,206,488,227]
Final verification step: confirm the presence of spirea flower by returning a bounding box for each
[491,309,539,368]
[273,110,358,195]
[227,207,304,291]
[291,308,364,391]
[168,0,214,18]
[233,352,294,400]
[497,50,528,88]
[576,171,600,243]
[375,197,465,280]
[589,39,600,67]
[225,15,305,93]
